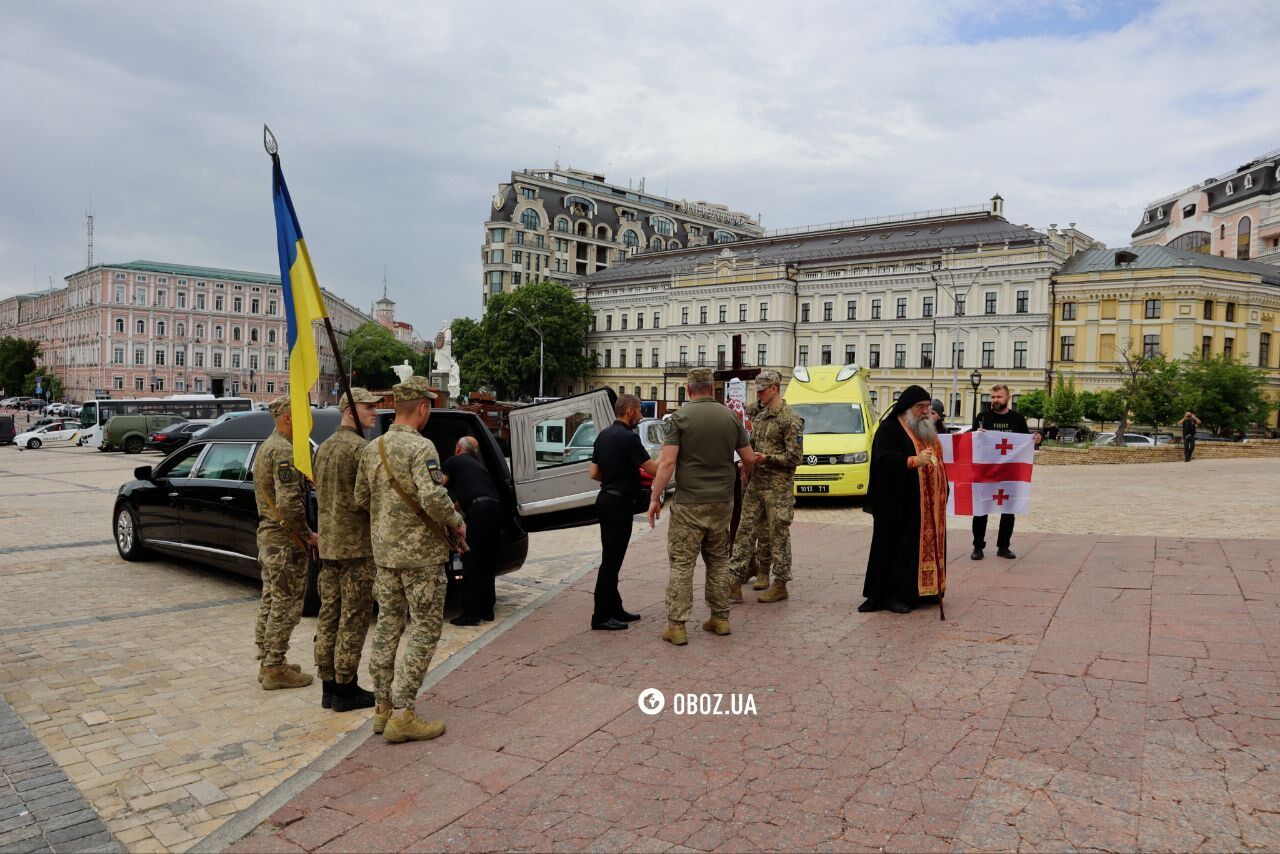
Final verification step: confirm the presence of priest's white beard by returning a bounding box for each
[905,411,938,444]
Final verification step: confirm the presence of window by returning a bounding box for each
[922,296,933,318]
[1203,300,1214,320]
[268,328,277,344]
[135,377,145,391]
[955,295,966,316]
[604,350,612,367]
[554,217,569,233]
[215,295,224,311]
[1061,302,1076,320]
[1221,224,1227,240]
[511,271,521,286]
[843,344,855,365]
[718,345,728,368]
[1245,174,1255,189]
[801,303,811,322]
[196,293,206,310]
[651,349,659,368]
[489,249,504,264]
[650,215,675,237]
[1237,216,1252,260]
[520,187,536,200]
[250,298,260,315]
[176,322,184,336]
[520,209,540,230]
[1223,337,1234,359]
[267,355,276,370]
[213,352,223,368]
[870,299,881,320]
[1060,335,1075,361]
[653,312,660,329]
[896,298,907,319]
[894,344,906,368]
[231,353,242,369]
[697,345,707,365]
[681,307,689,324]
[113,346,124,364]
[1013,341,1027,369]
[135,319,146,334]
[713,230,736,244]
[622,230,639,249]
[759,303,768,321]
[134,285,146,304]
[268,300,278,316]
[174,349,185,367]
[114,376,124,390]
[720,306,728,324]
[1202,335,1212,360]
[846,300,857,320]
[869,344,880,368]
[678,387,686,404]
[115,285,126,303]
[1260,333,1271,367]
[194,351,204,368]
[757,343,767,365]
[870,391,879,413]
[1016,290,1028,313]
[176,291,187,309]
[650,386,658,400]
[984,293,997,314]
[232,326,242,342]
[952,342,964,368]
[823,302,833,322]
[820,345,832,365]
[650,237,664,251]
[1142,334,1160,358]
[513,231,525,245]
[114,318,125,333]
[1157,207,1165,219]
[233,296,243,313]
[156,320,166,336]
[620,315,627,330]
[249,354,259,371]
[797,345,809,366]
[739,304,747,322]
[134,347,145,366]
[981,341,995,368]
[1182,203,1197,219]
[155,349,166,366]
[1226,181,1235,196]
[1145,299,1161,319]
[700,306,708,324]
[618,350,626,368]
[920,342,933,368]
[1226,302,1236,322]
[194,443,253,481]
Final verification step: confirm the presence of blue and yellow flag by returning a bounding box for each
[270,156,327,479]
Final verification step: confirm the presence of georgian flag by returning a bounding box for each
[938,431,1035,516]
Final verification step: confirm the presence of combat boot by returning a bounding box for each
[383,708,446,743]
[258,661,302,683]
[332,680,376,713]
[321,680,335,709]
[701,617,731,636]
[758,581,789,603]
[260,664,314,690]
[660,622,688,646]
[752,569,770,591]
[371,702,392,734]
[728,581,743,604]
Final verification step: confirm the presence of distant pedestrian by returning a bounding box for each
[970,385,1040,560]
[929,398,948,434]
[647,368,756,644]
[1181,411,1202,462]
[588,394,657,631]
[442,436,504,626]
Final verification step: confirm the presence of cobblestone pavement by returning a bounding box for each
[237,522,1280,853]
[0,442,616,852]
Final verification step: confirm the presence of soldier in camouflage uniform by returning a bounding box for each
[313,386,382,712]
[355,376,465,743]
[728,370,803,603]
[647,368,756,645]
[254,396,319,690]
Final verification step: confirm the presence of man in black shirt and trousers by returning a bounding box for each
[589,394,658,631]
[971,384,1041,560]
[441,436,503,626]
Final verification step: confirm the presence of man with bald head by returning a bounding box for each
[441,434,503,625]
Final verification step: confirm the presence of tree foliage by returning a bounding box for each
[1130,355,1184,434]
[1179,355,1271,435]
[23,369,64,401]
[0,337,41,397]
[451,281,594,399]
[1045,373,1083,426]
[342,322,417,390]
[1092,389,1125,429]
[1017,388,1047,423]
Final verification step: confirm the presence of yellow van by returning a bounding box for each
[783,364,877,496]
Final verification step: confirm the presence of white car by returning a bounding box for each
[14,420,84,449]
[1093,432,1155,447]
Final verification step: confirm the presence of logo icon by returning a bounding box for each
[637,688,665,715]
[806,455,818,466]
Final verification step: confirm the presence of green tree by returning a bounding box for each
[23,370,64,402]
[1017,388,1047,424]
[342,322,416,390]
[1130,355,1184,434]
[1179,355,1271,435]
[0,337,41,397]
[1078,390,1099,423]
[1093,389,1125,431]
[1045,373,1083,427]
[452,280,594,399]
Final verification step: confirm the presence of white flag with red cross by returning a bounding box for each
[938,430,1035,516]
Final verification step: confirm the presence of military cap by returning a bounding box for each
[687,367,714,384]
[755,369,782,390]
[267,395,291,417]
[339,386,381,411]
[392,375,437,402]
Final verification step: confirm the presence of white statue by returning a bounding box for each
[391,359,414,384]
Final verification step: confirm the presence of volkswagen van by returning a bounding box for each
[783,364,876,496]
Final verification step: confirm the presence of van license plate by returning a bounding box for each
[797,485,829,494]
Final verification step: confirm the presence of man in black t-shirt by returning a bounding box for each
[589,394,658,631]
[971,384,1041,561]
[441,436,503,626]
[1180,411,1202,462]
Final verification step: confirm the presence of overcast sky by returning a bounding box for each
[3,0,1278,333]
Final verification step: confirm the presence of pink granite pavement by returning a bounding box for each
[232,522,1280,852]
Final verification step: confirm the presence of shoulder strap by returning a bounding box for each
[378,436,468,554]
[259,474,309,553]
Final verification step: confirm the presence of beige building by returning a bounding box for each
[578,199,1099,417]
[1051,246,1280,428]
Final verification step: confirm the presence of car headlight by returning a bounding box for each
[840,452,868,464]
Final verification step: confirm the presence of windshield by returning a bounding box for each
[81,403,98,428]
[789,403,866,435]
[567,421,597,449]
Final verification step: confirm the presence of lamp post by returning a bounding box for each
[929,258,988,418]
[970,368,983,424]
[508,307,544,399]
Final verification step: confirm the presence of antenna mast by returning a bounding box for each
[85,208,95,269]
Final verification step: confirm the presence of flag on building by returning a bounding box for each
[939,431,1035,516]
[270,156,328,479]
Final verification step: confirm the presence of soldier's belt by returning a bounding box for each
[377,437,469,555]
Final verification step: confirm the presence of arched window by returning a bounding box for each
[268,328,277,344]
[232,326,242,342]
[135,319,145,334]
[520,208,540,230]
[564,195,597,217]
[1168,231,1210,254]
[1225,181,1235,196]
[649,215,676,237]
[714,230,737,244]
[622,229,639,249]
[196,323,205,340]
[1237,216,1252,261]
[678,386,686,404]
[156,320,166,336]
[650,386,658,400]
[1244,174,1254,189]
[650,237,664,251]
[555,216,570,233]
[667,240,680,250]
[176,322,185,336]
[114,318,124,333]
[576,221,588,236]
[596,224,610,241]
[215,325,224,341]
[634,386,642,397]
[250,328,259,343]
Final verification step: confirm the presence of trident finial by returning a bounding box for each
[263,124,278,156]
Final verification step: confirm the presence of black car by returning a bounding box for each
[144,420,211,454]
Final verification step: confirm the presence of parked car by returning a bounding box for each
[144,420,212,454]
[1093,432,1156,447]
[111,389,618,613]
[0,415,16,445]
[14,420,83,449]
[190,409,254,438]
[102,413,186,453]
[1149,432,1176,445]
[1192,430,1234,443]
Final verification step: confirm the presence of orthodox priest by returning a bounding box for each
[861,386,948,615]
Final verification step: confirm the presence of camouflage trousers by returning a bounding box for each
[729,475,794,584]
[313,557,376,683]
[255,535,308,666]
[665,500,733,623]
[369,563,446,709]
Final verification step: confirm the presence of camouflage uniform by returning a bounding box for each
[355,383,462,710]
[313,402,378,684]
[666,500,734,622]
[729,397,803,584]
[253,421,313,667]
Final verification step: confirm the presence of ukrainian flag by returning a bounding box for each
[270,156,327,480]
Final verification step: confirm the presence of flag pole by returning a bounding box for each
[264,125,358,414]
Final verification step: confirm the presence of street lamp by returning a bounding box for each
[929,258,988,418]
[970,368,983,424]
[508,307,544,399]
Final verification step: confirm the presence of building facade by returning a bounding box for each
[481,167,762,305]
[1052,246,1280,428]
[578,199,1100,417]
[0,261,378,404]
[1132,147,1280,266]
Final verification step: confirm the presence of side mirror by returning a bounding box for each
[134,465,154,481]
